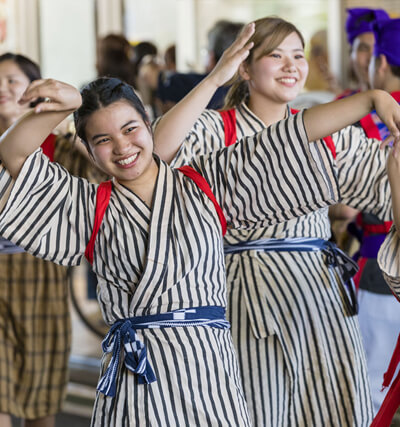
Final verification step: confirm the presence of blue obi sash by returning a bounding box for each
[224,237,359,315]
[97,306,230,397]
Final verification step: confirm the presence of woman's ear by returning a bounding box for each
[378,54,389,74]
[239,62,251,81]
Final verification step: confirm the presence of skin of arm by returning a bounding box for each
[387,144,400,236]
[154,23,255,164]
[0,79,82,178]
[303,89,400,142]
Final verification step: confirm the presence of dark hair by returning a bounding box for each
[0,52,41,82]
[223,17,304,109]
[132,41,158,78]
[96,34,134,86]
[74,77,150,153]
[208,20,244,63]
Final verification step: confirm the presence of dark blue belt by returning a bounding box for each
[224,237,359,315]
[97,305,230,397]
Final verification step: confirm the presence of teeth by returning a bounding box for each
[279,78,296,83]
[117,153,138,165]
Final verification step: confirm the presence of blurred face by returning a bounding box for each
[350,32,375,87]
[242,31,308,104]
[368,55,385,90]
[0,60,31,121]
[85,100,157,189]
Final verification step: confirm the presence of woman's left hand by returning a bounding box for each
[206,22,255,88]
[19,78,82,114]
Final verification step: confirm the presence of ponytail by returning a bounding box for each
[223,78,249,110]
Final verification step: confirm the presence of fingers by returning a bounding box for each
[18,79,49,104]
[227,22,255,53]
[18,78,81,113]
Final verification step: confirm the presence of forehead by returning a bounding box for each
[85,100,146,136]
[0,60,28,78]
[256,31,303,56]
[353,32,375,49]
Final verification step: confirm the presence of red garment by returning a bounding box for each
[40,133,56,162]
[220,108,337,158]
[85,168,227,264]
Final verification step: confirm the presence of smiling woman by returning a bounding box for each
[0,24,400,426]
[153,15,400,427]
[0,53,107,427]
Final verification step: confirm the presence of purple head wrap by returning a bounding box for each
[373,18,400,67]
[346,8,390,45]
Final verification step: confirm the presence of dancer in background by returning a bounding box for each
[155,16,398,427]
[0,53,101,427]
[1,23,399,426]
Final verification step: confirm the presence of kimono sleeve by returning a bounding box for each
[169,109,226,167]
[378,227,400,298]
[0,149,96,266]
[334,124,391,220]
[0,161,13,212]
[191,110,339,229]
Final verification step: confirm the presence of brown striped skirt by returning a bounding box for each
[0,252,71,419]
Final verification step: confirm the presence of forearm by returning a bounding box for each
[0,109,72,178]
[304,89,385,142]
[390,179,400,236]
[154,76,219,163]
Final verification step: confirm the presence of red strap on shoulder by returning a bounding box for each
[370,334,400,427]
[41,133,56,162]
[291,108,336,159]
[85,181,112,265]
[359,114,381,140]
[219,109,237,147]
[178,166,227,236]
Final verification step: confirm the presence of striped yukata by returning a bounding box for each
[170,103,392,427]
[375,228,400,426]
[0,134,105,419]
[0,111,339,426]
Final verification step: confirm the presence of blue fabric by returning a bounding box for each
[225,237,359,315]
[97,306,230,397]
[346,8,389,45]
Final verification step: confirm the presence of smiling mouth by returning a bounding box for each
[116,153,139,165]
[278,77,297,84]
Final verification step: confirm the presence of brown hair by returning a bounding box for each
[223,16,305,110]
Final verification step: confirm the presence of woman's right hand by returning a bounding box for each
[206,22,255,89]
[19,79,82,114]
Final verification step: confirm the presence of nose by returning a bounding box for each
[283,57,296,72]
[0,78,8,91]
[112,135,131,155]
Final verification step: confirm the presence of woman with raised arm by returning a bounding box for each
[154,17,400,427]
[0,53,104,427]
[0,24,399,427]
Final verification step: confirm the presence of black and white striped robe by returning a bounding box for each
[0,112,339,426]
[378,227,400,298]
[170,103,391,427]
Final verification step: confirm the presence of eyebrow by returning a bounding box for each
[274,47,304,52]
[92,120,139,141]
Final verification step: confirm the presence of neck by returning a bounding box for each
[358,80,370,92]
[247,95,288,127]
[381,74,400,94]
[122,157,159,208]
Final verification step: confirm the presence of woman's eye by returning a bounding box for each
[96,138,109,145]
[125,126,136,134]
[270,53,281,58]
[295,54,304,59]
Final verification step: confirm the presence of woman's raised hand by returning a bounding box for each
[372,90,400,151]
[19,79,82,114]
[207,22,255,88]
